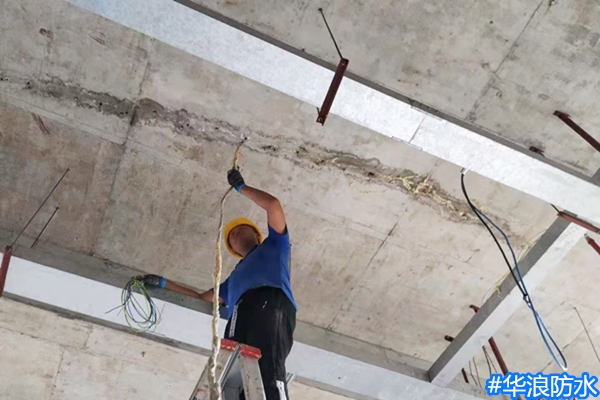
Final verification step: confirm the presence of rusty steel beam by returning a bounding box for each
[0,246,13,297]
[586,235,600,257]
[554,111,600,154]
[315,8,349,126]
[557,211,600,234]
[317,58,349,125]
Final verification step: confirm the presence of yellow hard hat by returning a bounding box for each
[224,217,263,258]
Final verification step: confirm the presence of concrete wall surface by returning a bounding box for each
[0,298,350,400]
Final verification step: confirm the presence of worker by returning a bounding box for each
[139,168,297,400]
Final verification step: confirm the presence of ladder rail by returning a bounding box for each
[190,339,266,400]
[239,345,266,400]
[190,341,240,400]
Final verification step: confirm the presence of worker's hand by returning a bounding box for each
[136,274,165,288]
[227,169,245,192]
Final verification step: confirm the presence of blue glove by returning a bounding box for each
[136,274,166,288]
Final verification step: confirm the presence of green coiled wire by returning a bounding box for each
[107,277,160,333]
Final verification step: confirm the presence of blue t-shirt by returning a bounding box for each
[218,225,297,319]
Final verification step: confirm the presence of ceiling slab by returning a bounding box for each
[0,101,121,253]
[329,240,504,361]
[0,0,151,144]
[0,17,558,366]
[469,1,600,174]
[429,218,585,386]
[67,0,600,232]
[188,0,541,119]
[188,0,600,175]
[542,304,600,376]
[3,0,599,388]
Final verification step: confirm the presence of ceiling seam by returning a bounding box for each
[325,219,400,332]
[466,0,546,121]
[88,39,155,257]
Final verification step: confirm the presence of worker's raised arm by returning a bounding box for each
[227,169,286,234]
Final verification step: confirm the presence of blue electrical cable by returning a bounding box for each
[472,203,567,370]
[470,206,523,283]
[461,173,568,371]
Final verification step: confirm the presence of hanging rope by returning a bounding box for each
[208,142,244,400]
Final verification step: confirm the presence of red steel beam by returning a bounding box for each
[0,245,13,297]
[460,365,470,384]
[586,236,600,257]
[316,58,349,125]
[557,212,600,234]
[554,111,600,154]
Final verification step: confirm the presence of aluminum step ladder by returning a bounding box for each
[190,339,266,400]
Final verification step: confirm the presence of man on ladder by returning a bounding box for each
[142,169,297,399]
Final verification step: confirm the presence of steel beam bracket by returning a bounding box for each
[586,235,600,257]
[556,211,600,234]
[554,110,600,154]
[316,58,349,125]
[0,245,13,297]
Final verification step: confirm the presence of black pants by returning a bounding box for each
[224,287,296,400]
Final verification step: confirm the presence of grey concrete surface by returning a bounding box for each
[68,0,600,232]
[0,298,349,400]
[0,101,122,253]
[1,0,599,394]
[430,218,584,386]
[189,0,600,175]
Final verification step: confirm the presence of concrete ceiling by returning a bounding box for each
[187,0,600,176]
[1,0,600,397]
